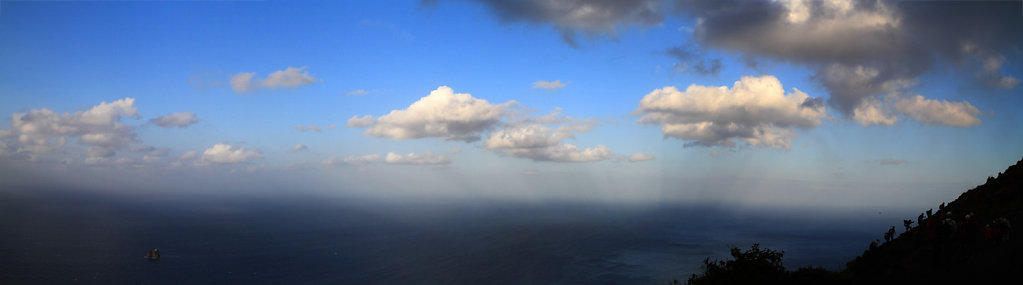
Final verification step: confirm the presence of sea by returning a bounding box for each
[0,189,900,284]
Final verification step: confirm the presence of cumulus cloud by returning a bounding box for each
[8,98,140,159]
[894,95,981,127]
[290,144,308,153]
[636,75,827,149]
[484,123,613,162]
[322,154,383,166]
[852,98,897,126]
[485,124,571,149]
[262,67,319,88]
[200,143,263,164]
[532,80,568,89]
[677,0,1020,120]
[150,112,201,128]
[346,115,375,128]
[465,0,665,47]
[230,72,257,94]
[230,67,320,94]
[349,86,514,142]
[351,87,617,163]
[384,151,451,165]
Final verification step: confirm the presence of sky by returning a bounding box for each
[0,0,1020,209]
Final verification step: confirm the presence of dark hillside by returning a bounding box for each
[685,157,1023,284]
[845,157,1023,283]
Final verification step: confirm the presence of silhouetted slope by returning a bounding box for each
[845,157,1023,283]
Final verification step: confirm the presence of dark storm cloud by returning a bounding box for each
[467,0,666,47]
[896,0,1023,90]
[674,0,1022,116]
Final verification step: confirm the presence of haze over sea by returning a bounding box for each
[1,188,908,284]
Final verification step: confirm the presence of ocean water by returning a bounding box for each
[0,191,892,284]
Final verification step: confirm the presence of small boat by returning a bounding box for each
[145,248,160,260]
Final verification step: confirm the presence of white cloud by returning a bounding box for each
[532,80,568,89]
[200,143,263,164]
[852,98,897,126]
[350,87,615,163]
[484,124,613,163]
[484,124,571,150]
[9,98,140,159]
[626,153,654,162]
[505,143,612,163]
[384,151,451,165]
[352,86,515,142]
[346,115,375,128]
[346,154,382,164]
[894,95,981,127]
[290,144,308,153]
[150,112,201,128]
[322,154,382,166]
[261,67,319,89]
[230,67,319,94]
[230,72,257,94]
[636,75,827,150]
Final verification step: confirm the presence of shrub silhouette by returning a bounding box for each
[686,243,787,285]
[682,244,847,285]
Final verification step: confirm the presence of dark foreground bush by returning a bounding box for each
[682,244,846,285]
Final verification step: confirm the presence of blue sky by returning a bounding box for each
[1,0,1020,209]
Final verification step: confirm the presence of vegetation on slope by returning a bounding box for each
[680,157,1023,284]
